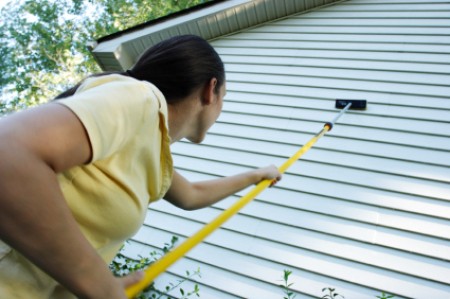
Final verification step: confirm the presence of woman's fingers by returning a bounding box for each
[119,271,144,289]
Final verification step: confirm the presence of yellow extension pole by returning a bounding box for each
[126,124,332,298]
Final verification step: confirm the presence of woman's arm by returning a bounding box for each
[164,166,281,211]
[0,104,136,299]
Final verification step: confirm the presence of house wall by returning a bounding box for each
[124,0,450,298]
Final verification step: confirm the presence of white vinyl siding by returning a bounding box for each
[124,1,450,298]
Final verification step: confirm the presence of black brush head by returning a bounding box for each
[335,99,367,110]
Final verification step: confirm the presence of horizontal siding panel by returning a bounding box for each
[217,48,450,65]
[280,17,450,26]
[226,32,450,45]
[252,25,450,35]
[294,10,450,19]
[214,38,450,54]
[320,3,450,11]
[350,0,450,3]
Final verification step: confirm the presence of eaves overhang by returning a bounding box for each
[91,0,342,71]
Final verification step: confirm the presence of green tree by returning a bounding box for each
[0,0,209,115]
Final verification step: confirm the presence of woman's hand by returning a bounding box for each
[77,271,144,299]
[114,272,144,299]
[165,164,282,210]
[254,164,282,187]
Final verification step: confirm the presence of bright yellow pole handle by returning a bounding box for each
[278,125,330,173]
[125,124,331,298]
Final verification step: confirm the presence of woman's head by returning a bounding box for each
[128,35,225,104]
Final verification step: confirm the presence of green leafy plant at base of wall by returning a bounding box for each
[278,270,396,299]
[376,292,395,299]
[110,236,201,299]
[321,287,344,299]
[279,270,297,299]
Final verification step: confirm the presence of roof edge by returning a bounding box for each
[92,0,343,71]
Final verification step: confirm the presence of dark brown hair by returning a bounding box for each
[55,35,225,103]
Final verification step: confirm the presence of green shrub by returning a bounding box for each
[110,236,201,299]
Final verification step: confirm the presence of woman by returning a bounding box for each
[0,35,281,299]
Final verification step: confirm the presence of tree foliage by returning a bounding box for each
[0,0,209,115]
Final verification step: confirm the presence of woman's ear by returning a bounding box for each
[202,77,218,105]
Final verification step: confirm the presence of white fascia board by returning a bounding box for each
[92,0,250,54]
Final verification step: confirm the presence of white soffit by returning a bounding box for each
[91,0,342,71]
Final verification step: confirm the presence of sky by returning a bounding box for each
[0,0,11,11]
